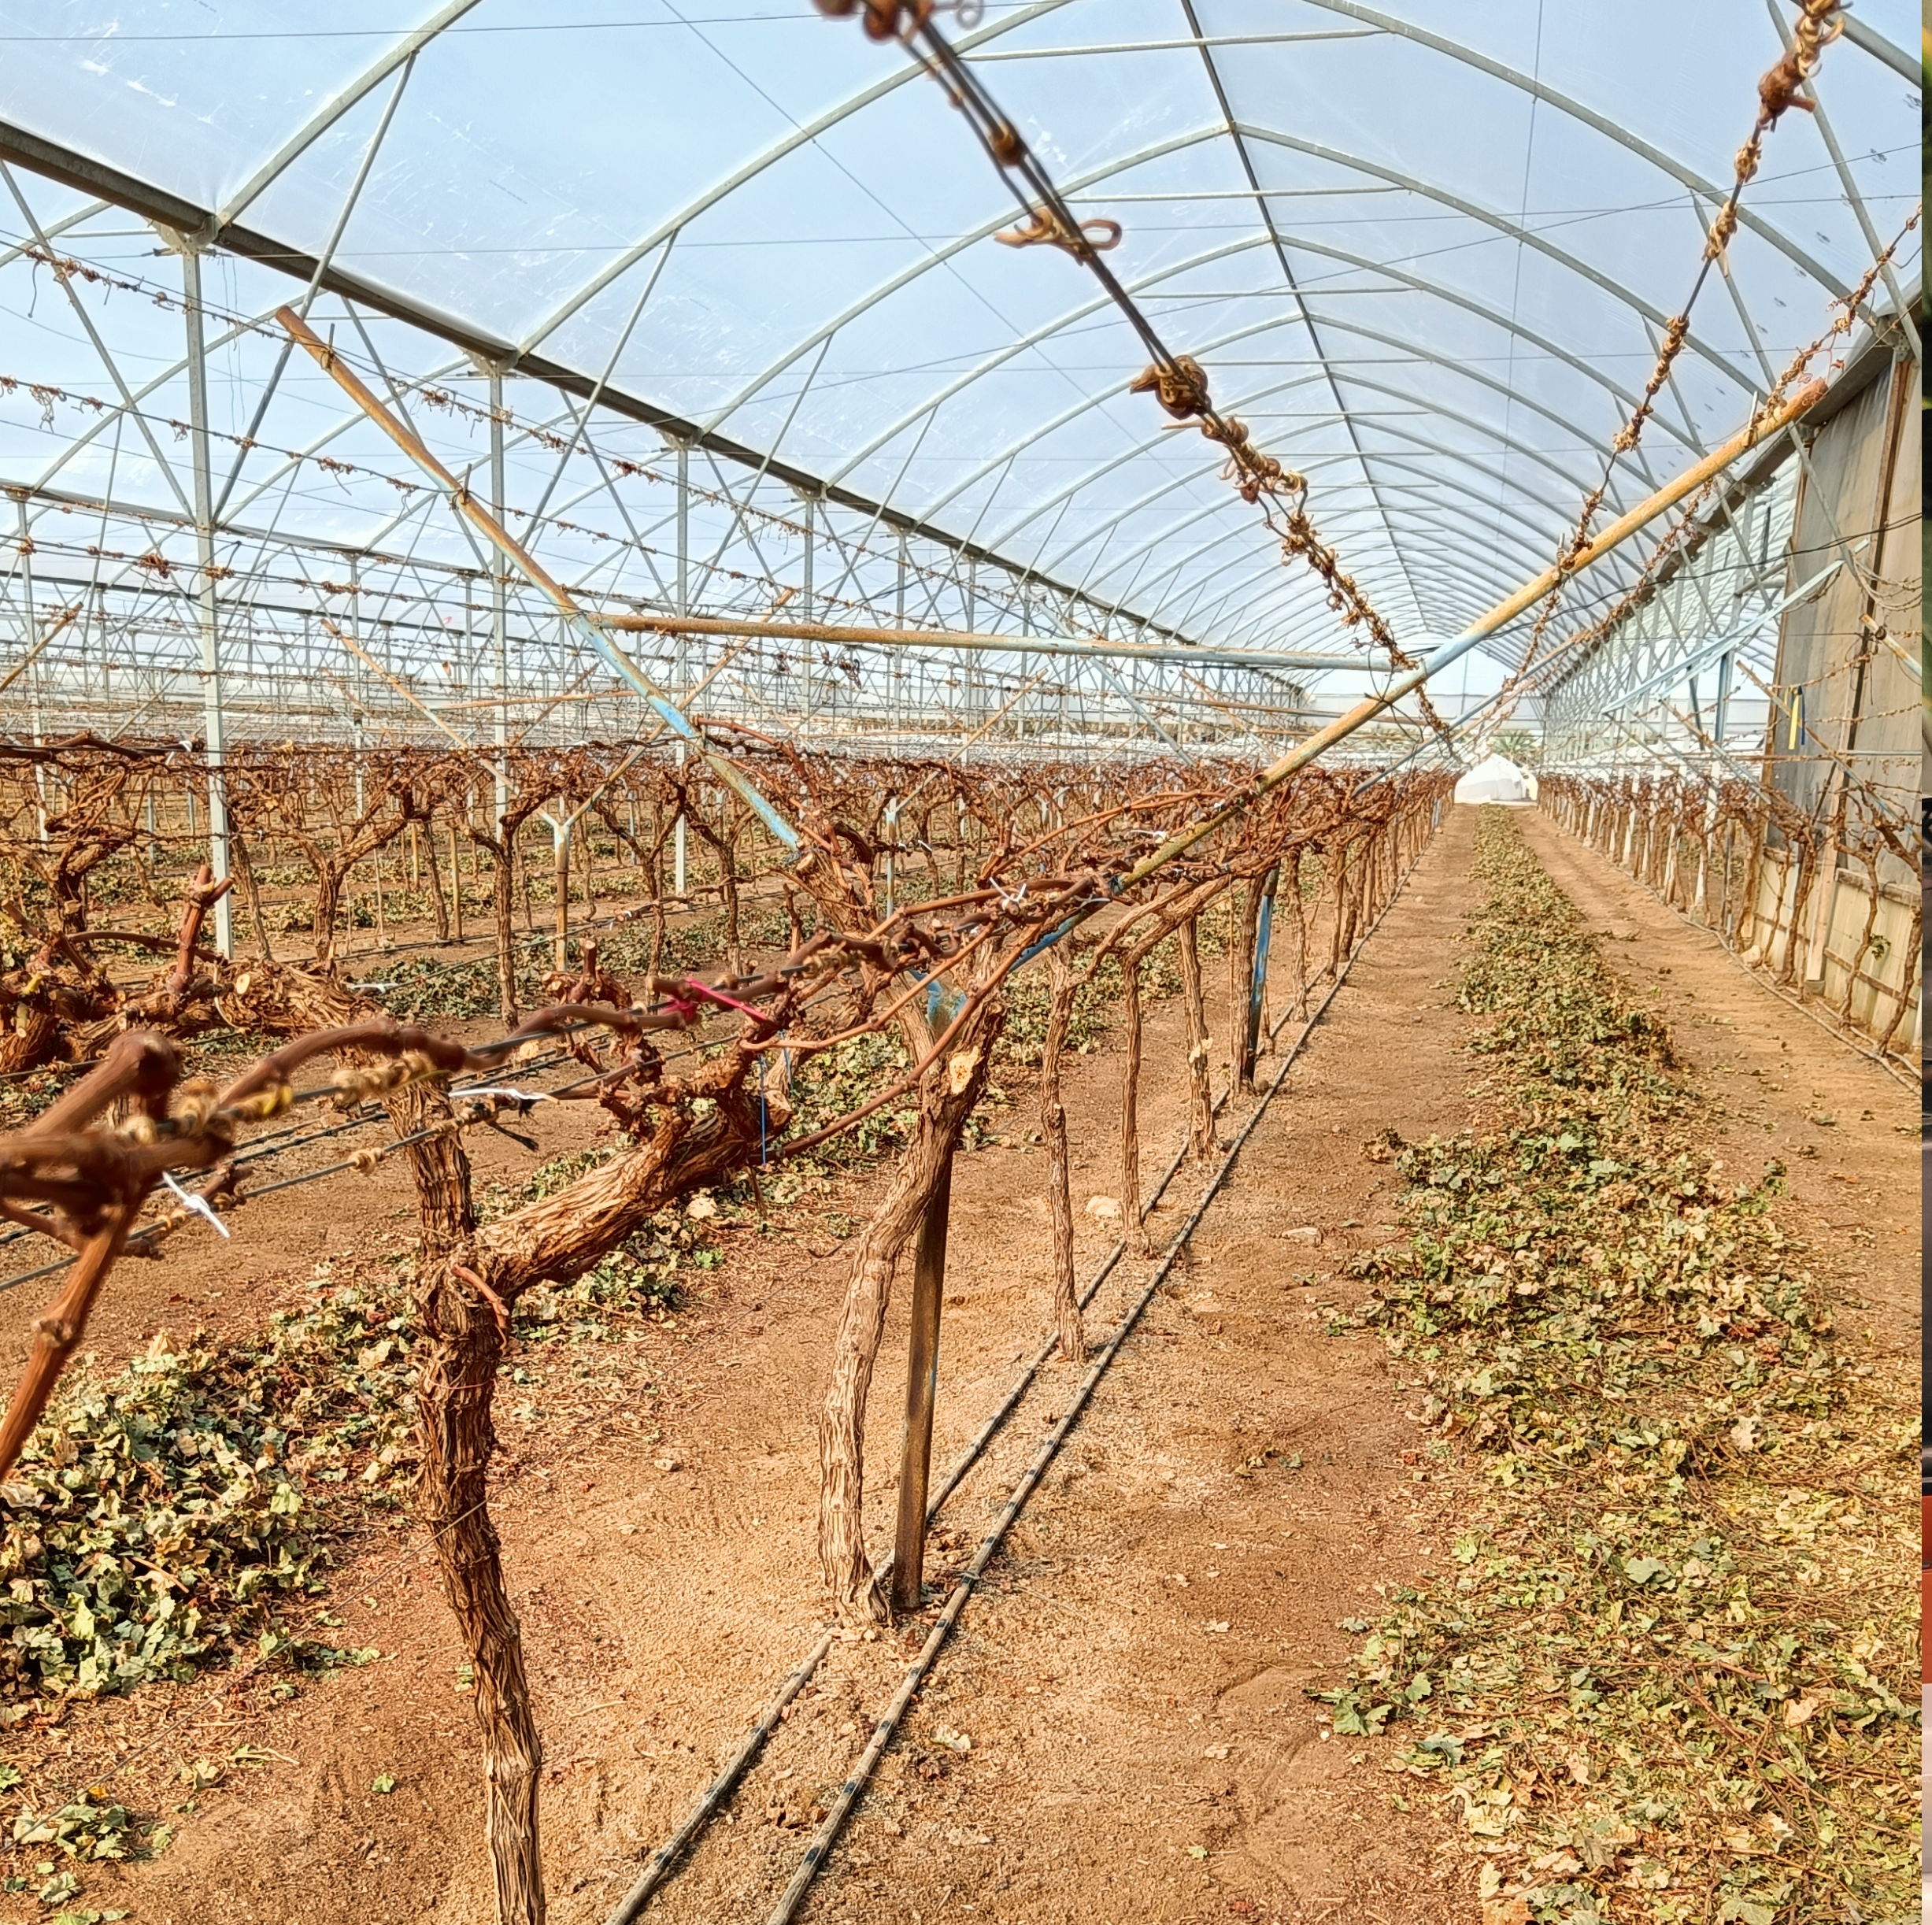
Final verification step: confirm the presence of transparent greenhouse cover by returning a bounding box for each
[0,0,1918,689]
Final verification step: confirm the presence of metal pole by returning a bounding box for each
[16,500,46,842]
[675,438,691,697]
[1243,862,1279,1076]
[182,246,233,957]
[1119,376,1829,890]
[675,439,689,898]
[490,365,509,824]
[801,491,815,624]
[890,1146,954,1618]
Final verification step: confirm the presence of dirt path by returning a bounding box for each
[1513,810,1919,1363]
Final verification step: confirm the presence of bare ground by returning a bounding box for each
[1,801,1912,1925]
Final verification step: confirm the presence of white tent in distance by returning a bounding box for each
[1453,753,1538,807]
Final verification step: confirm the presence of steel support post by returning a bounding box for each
[674,439,689,898]
[490,365,509,824]
[799,491,815,624]
[181,246,233,957]
[16,500,47,841]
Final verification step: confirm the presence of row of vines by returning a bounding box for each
[1539,773,1919,1064]
[0,728,1447,1923]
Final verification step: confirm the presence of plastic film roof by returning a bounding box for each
[0,0,1919,695]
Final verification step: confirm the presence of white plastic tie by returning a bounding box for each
[163,1171,231,1239]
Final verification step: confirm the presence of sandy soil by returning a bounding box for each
[1514,811,1919,1360]
[2,802,1912,1925]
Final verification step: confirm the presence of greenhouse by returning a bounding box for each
[0,4,1918,1922]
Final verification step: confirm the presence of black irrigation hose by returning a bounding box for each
[601,1038,1234,1925]
[761,841,1427,1925]
[604,830,1432,1925]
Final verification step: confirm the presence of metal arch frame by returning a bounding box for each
[1276,305,1702,467]
[1139,468,1571,627]
[1086,412,1649,646]
[1029,468,1540,652]
[1036,451,1543,631]
[1058,497,1441,657]
[1087,478,1556,650]
[1834,10,1919,80]
[512,0,1083,358]
[970,228,1722,565]
[1231,122,1755,395]
[1533,469,1796,705]
[1134,501,1544,653]
[1178,0,1427,640]
[0,298,1203,682]
[0,198,110,275]
[1533,471,1799,769]
[1025,368,1607,608]
[0,124,1219,653]
[690,117,1765,477]
[931,291,1698,547]
[1761,0,1922,365]
[208,0,484,232]
[0,0,1908,708]
[685,158,1263,442]
[868,229,1718,543]
[1205,444,1692,653]
[502,0,1880,382]
[515,1,1838,487]
[1205,483,1593,644]
[817,227,1287,491]
[1294,0,1854,298]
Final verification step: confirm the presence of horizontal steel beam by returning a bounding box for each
[0,120,1203,653]
[605,611,1345,672]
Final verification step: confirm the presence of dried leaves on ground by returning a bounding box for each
[1324,809,1917,1925]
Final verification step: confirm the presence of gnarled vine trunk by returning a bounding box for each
[416,1258,542,1923]
[817,1001,999,1617]
[411,1049,764,1924]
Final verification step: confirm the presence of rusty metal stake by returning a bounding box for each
[890,1145,954,1617]
[1242,861,1279,1083]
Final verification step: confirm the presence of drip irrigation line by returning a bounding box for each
[0,1051,605,1297]
[600,1012,1250,1925]
[761,833,1430,1925]
[604,833,1428,1925]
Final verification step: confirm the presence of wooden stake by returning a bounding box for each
[1240,864,1279,1090]
[1039,946,1083,1364]
[889,1146,954,1619]
[448,820,464,944]
[1179,918,1214,1162]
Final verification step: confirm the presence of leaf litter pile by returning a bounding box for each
[1322,809,1916,1925]
[0,1148,720,1912]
